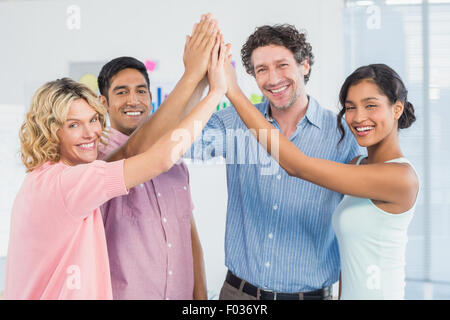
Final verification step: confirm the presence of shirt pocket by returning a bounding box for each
[122,185,154,221]
[171,185,193,221]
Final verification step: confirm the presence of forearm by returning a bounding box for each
[182,77,208,120]
[227,87,285,161]
[228,89,331,183]
[111,16,217,161]
[123,90,222,189]
[123,73,201,158]
[228,89,416,202]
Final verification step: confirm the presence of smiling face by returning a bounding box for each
[251,45,309,111]
[57,98,102,166]
[344,80,404,148]
[101,68,152,136]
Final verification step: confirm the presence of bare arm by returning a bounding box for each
[122,34,229,189]
[106,14,217,162]
[224,59,418,208]
[182,76,208,120]
[122,90,222,189]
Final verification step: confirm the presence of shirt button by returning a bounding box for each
[168,270,173,276]
[276,175,281,180]
[157,192,162,197]
[183,186,187,190]
[273,204,278,210]
[268,233,273,239]
[265,262,270,268]
[168,243,172,248]
[163,217,167,223]
[140,184,144,188]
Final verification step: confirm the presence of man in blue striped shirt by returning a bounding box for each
[186,24,362,300]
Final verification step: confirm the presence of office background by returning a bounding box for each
[0,0,448,299]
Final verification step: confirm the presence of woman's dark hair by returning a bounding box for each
[337,63,416,143]
[97,56,150,99]
[241,24,314,84]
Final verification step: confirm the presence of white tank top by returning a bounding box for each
[332,156,417,300]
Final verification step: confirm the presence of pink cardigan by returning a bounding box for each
[4,160,128,299]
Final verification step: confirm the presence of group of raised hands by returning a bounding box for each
[182,13,239,100]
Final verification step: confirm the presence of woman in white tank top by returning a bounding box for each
[225,63,419,299]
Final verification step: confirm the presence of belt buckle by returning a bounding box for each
[259,287,277,300]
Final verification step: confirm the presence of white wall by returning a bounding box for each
[0,0,345,297]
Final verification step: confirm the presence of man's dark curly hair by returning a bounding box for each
[241,24,314,84]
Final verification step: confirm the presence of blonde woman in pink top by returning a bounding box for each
[4,29,229,299]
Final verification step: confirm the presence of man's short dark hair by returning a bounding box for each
[241,24,314,84]
[98,56,150,99]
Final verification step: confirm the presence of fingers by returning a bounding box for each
[190,13,215,49]
[210,33,221,68]
[226,43,232,60]
[225,45,233,67]
[184,35,191,51]
[191,22,198,36]
[188,15,206,47]
[200,19,218,52]
[218,40,230,66]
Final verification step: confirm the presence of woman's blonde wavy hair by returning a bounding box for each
[20,78,107,172]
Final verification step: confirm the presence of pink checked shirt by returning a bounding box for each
[98,127,195,300]
[4,160,128,299]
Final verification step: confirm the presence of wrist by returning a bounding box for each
[207,88,225,99]
[183,69,205,84]
[226,85,244,102]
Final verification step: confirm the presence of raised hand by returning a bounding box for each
[223,47,240,98]
[207,34,229,96]
[183,13,218,83]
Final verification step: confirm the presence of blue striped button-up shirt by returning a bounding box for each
[186,96,362,292]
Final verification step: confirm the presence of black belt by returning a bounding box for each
[226,270,331,300]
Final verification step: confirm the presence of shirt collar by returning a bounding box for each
[263,99,274,122]
[303,96,322,129]
[263,95,322,129]
[105,126,130,145]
